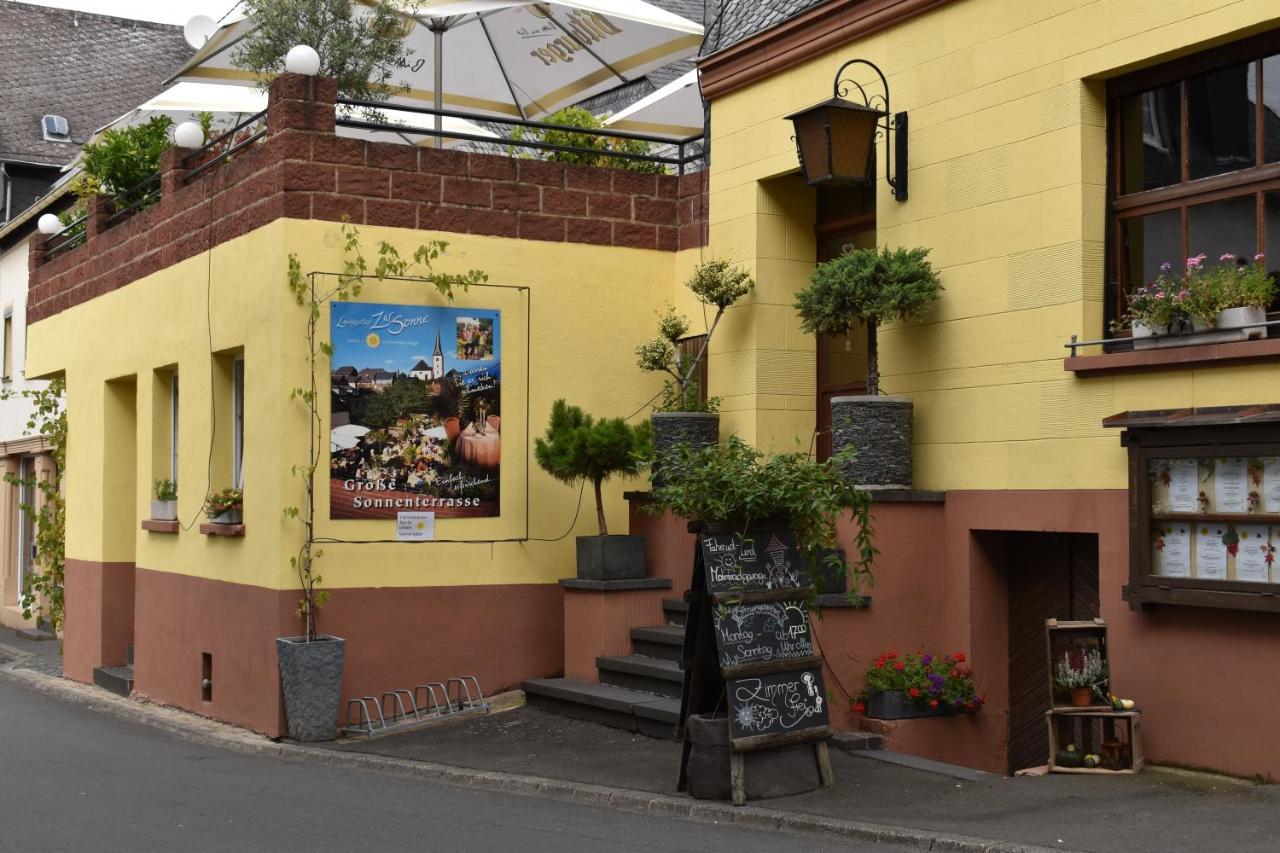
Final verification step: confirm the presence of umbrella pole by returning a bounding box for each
[431,20,445,149]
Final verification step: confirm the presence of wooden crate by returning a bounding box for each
[1046,709,1144,774]
[1045,618,1110,710]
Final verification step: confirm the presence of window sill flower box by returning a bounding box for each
[863,689,961,720]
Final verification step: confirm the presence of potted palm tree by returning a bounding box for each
[535,400,653,580]
[794,246,942,487]
[636,259,753,485]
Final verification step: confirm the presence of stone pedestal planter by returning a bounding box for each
[576,534,646,580]
[684,713,821,801]
[830,395,913,487]
[150,500,177,521]
[650,412,719,488]
[276,635,346,742]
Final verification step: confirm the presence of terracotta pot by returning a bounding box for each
[444,416,461,443]
[1070,686,1094,707]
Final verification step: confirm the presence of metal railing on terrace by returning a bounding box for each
[334,98,705,175]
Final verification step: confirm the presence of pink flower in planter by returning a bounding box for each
[1186,253,1207,269]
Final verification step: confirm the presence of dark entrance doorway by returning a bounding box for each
[1006,533,1099,774]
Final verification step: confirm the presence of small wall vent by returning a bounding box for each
[41,115,70,142]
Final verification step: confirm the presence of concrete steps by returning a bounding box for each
[92,665,134,697]
[596,654,683,699]
[662,597,687,627]
[628,625,683,661]
[523,677,679,738]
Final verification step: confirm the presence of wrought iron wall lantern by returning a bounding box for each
[785,59,908,201]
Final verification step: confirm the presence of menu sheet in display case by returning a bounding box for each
[1149,457,1279,584]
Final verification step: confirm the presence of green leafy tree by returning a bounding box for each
[795,246,942,396]
[513,106,664,173]
[0,378,66,631]
[534,400,652,535]
[232,0,418,105]
[80,116,173,209]
[635,259,753,411]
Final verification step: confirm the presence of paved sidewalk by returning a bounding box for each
[4,654,1278,853]
[328,706,1280,853]
[0,629,63,676]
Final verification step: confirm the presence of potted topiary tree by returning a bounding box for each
[535,400,653,580]
[636,259,753,485]
[794,246,941,487]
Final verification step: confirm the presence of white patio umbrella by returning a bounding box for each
[331,423,371,451]
[169,0,703,130]
[602,68,701,139]
[92,82,497,149]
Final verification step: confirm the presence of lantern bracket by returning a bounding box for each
[831,58,907,201]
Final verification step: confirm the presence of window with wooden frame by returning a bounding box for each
[1118,414,1280,613]
[1106,30,1280,336]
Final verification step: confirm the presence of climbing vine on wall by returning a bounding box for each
[1,378,67,632]
[284,220,487,640]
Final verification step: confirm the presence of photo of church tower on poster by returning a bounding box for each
[329,302,501,519]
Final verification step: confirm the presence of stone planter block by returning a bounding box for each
[685,713,822,801]
[276,635,346,742]
[150,500,177,521]
[830,396,913,487]
[576,534,646,580]
[650,412,719,488]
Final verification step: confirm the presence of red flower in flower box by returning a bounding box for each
[851,701,866,713]
[908,687,920,698]
[929,699,939,709]
[954,652,966,662]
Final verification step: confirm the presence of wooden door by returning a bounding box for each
[1007,533,1099,773]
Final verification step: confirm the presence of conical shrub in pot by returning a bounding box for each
[795,246,941,487]
[535,400,653,580]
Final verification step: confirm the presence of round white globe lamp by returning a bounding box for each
[174,121,205,149]
[37,213,63,235]
[285,45,321,76]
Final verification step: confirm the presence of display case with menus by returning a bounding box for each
[1115,410,1280,612]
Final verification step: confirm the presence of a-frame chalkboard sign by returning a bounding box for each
[676,524,835,805]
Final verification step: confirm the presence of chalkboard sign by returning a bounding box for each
[727,667,830,740]
[701,529,807,595]
[712,600,814,669]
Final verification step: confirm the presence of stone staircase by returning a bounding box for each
[524,598,688,738]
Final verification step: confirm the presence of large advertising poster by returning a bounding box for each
[329,302,501,519]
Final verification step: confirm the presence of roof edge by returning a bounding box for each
[697,0,956,101]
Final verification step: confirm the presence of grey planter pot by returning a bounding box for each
[576,534,646,581]
[150,500,177,521]
[685,713,821,801]
[830,395,913,487]
[650,412,719,488]
[864,689,960,720]
[210,508,242,525]
[276,635,346,742]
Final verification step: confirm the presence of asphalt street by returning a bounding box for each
[0,674,899,853]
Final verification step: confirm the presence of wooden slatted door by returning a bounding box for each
[1006,534,1099,774]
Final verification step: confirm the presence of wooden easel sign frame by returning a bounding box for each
[677,527,836,805]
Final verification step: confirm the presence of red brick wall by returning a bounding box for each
[28,73,708,325]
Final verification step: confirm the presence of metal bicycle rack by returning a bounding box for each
[341,675,490,739]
